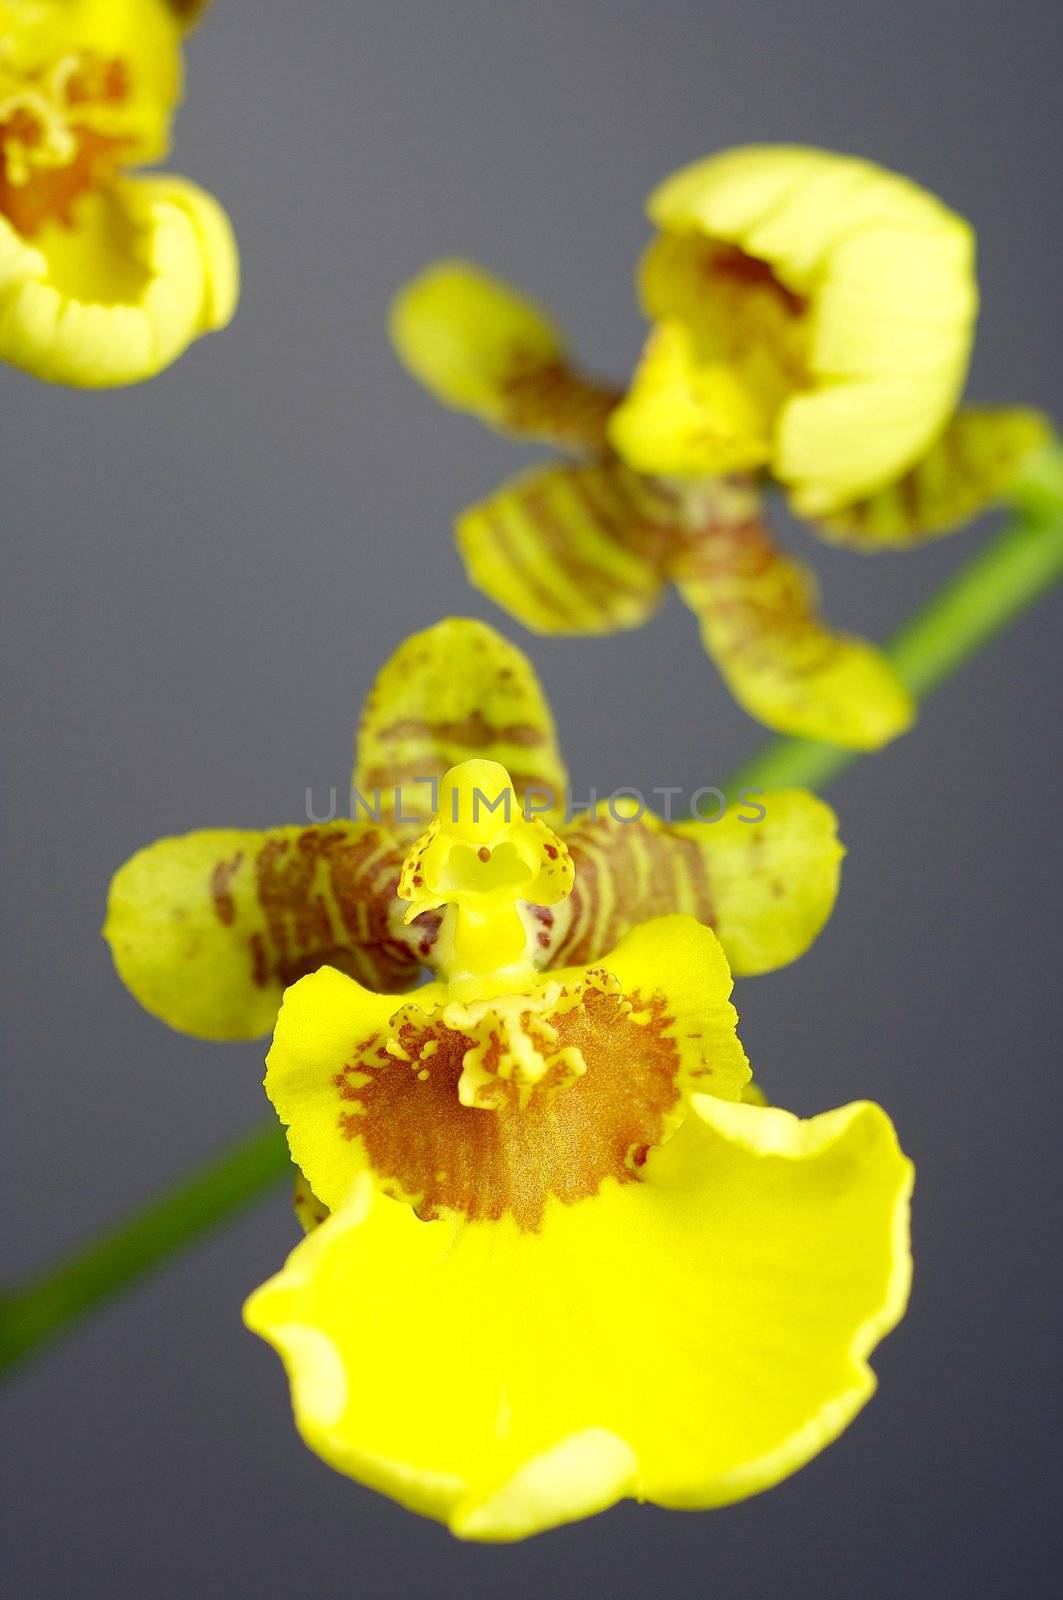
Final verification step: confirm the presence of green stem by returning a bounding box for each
[0,1122,291,1373]
[4,451,1063,1379]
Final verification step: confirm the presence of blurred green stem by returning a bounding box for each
[1,1122,291,1374]
[3,446,1063,1379]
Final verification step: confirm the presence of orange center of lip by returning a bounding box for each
[0,53,131,235]
[332,971,682,1231]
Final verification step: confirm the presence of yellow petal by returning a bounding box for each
[672,789,844,975]
[262,967,406,1210]
[457,459,673,635]
[608,320,772,478]
[589,914,749,1101]
[354,618,569,824]
[389,258,620,448]
[643,145,978,511]
[817,407,1055,548]
[672,480,913,747]
[1,0,183,173]
[549,790,842,978]
[104,823,420,1040]
[389,258,561,415]
[639,226,811,416]
[0,172,237,385]
[245,1095,911,1538]
[263,914,748,1221]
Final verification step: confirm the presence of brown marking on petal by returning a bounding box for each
[481,503,586,627]
[521,481,655,611]
[672,490,843,683]
[0,125,130,234]
[690,240,811,394]
[679,822,714,914]
[465,461,678,636]
[500,361,624,450]
[566,465,679,568]
[249,828,424,995]
[65,57,130,108]
[375,710,546,750]
[335,977,680,1230]
[549,816,716,966]
[249,932,269,988]
[708,243,807,319]
[292,1169,330,1233]
[0,55,133,235]
[210,852,243,926]
[815,411,1050,551]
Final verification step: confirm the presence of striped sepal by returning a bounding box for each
[816,408,1052,548]
[104,822,425,1040]
[355,619,569,822]
[546,788,841,978]
[499,362,623,451]
[389,258,620,450]
[458,459,676,635]
[672,480,913,748]
[548,812,716,968]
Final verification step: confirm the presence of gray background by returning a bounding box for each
[3,1,1062,1596]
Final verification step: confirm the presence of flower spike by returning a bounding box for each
[391,145,1055,748]
[247,771,911,1538]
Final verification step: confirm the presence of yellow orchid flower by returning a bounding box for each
[244,756,912,1540]
[616,146,980,512]
[104,616,843,1040]
[390,145,1054,750]
[0,0,237,386]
